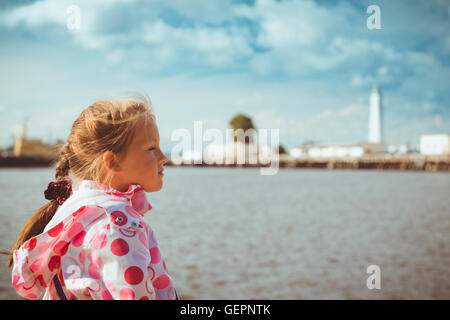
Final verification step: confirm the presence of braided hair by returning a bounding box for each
[4,93,154,269]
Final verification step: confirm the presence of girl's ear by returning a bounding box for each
[102,151,121,172]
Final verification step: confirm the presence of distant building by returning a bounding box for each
[13,136,24,157]
[387,144,416,155]
[290,142,385,159]
[420,134,450,156]
[289,141,315,159]
[290,85,388,159]
[368,84,383,143]
[203,141,276,165]
[10,117,61,159]
[180,149,203,163]
[13,117,28,157]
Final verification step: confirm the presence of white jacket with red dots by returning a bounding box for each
[11,180,177,300]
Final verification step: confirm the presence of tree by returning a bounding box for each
[278,144,287,154]
[229,113,256,144]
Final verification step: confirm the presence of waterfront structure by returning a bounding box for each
[420,134,450,155]
[368,84,383,143]
[180,149,203,163]
[13,117,28,157]
[290,85,387,159]
[203,141,276,165]
[290,142,385,159]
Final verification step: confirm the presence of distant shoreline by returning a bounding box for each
[0,156,54,168]
[1,155,449,172]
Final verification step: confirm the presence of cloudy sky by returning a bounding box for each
[0,0,449,152]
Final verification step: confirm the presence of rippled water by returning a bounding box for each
[0,167,449,299]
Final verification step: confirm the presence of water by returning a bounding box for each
[0,167,449,300]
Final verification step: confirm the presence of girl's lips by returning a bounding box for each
[158,169,164,175]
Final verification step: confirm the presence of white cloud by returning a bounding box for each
[0,0,67,29]
[0,0,428,80]
[139,19,253,66]
[0,0,448,149]
[316,104,366,120]
[237,0,329,49]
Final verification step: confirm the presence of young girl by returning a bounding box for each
[4,96,178,300]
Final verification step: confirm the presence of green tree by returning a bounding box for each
[278,144,287,154]
[229,113,256,144]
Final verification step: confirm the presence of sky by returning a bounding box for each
[0,0,449,152]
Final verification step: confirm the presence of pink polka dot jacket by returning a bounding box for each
[11,180,177,300]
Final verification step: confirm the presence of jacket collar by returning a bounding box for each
[79,180,152,216]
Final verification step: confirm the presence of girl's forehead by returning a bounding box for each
[136,116,159,143]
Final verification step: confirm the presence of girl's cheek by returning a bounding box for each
[146,154,157,167]
[150,152,159,163]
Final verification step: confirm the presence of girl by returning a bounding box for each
[4,96,178,300]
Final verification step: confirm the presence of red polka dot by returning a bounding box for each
[90,232,108,250]
[139,296,149,300]
[119,288,135,300]
[88,266,101,279]
[124,266,144,285]
[48,255,61,272]
[72,206,86,217]
[102,290,113,300]
[48,222,63,237]
[72,231,87,247]
[110,238,129,256]
[67,223,84,239]
[29,258,43,273]
[36,274,45,287]
[12,275,20,286]
[53,240,69,256]
[149,246,161,264]
[23,238,37,251]
[153,274,170,290]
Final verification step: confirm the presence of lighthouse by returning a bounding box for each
[368,84,382,143]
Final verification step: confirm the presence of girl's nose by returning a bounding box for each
[159,149,169,165]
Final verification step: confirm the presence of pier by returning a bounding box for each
[1,154,449,172]
[165,154,450,172]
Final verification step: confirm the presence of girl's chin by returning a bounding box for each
[143,182,163,193]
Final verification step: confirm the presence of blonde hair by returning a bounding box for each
[4,93,155,268]
[61,95,154,186]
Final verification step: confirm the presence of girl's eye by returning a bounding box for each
[148,147,155,151]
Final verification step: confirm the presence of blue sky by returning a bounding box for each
[0,0,449,152]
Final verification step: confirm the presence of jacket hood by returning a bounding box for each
[74,180,152,216]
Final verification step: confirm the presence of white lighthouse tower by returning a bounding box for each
[368,84,382,143]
